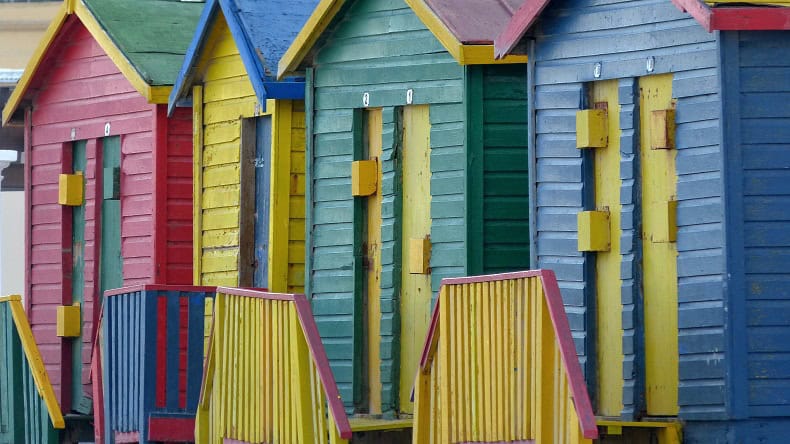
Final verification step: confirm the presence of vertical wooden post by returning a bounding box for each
[192,86,203,286]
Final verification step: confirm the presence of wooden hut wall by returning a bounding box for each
[720,30,790,425]
[193,14,305,293]
[305,0,530,414]
[307,0,464,413]
[27,20,154,410]
[529,0,723,420]
[163,106,196,286]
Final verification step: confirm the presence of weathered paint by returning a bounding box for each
[399,105,432,413]
[15,11,195,411]
[412,271,597,443]
[70,140,88,413]
[192,16,306,293]
[365,108,384,414]
[195,288,352,443]
[101,286,215,443]
[296,0,529,413]
[0,296,64,444]
[591,79,623,417]
[721,31,790,421]
[639,74,679,416]
[521,0,722,420]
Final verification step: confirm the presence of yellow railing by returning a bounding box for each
[412,271,599,444]
[195,288,352,444]
[0,296,65,432]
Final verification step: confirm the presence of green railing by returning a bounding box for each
[0,295,64,444]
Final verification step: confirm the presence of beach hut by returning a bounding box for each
[1,0,201,434]
[278,0,531,422]
[494,0,790,441]
[168,0,317,293]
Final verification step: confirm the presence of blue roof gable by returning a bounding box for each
[168,0,316,114]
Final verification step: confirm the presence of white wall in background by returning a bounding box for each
[0,190,24,298]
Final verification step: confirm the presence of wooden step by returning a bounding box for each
[349,417,413,433]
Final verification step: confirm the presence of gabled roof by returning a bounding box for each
[278,0,529,79]
[495,0,790,58]
[2,0,202,125]
[168,0,318,114]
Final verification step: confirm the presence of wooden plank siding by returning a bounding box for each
[722,31,790,418]
[166,107,195,286]
[480,65,530,274]
[195,14,305,293]
[308,0,466,411]
[529,0,725,419]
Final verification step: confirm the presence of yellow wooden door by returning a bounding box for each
[639,74,679,416]
[399,105,432,413]
[365,108,384,414]
[591,80,624,417]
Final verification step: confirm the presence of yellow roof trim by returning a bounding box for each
[2,2,69,125]
[2,0,163,125]
[460,45,528,65]
[277,0,526,79]
[278,0,348,79]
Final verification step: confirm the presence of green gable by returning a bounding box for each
[83,0,204,85]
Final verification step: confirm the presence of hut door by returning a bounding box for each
[399,105,431,413]
[70,140,88,413]
[253,117,272,289]
[639,74,678,416]
[364,108,383,414]
[100,135,122,297]
[588,80,624,417]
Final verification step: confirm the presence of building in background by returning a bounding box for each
[0,1,60,298]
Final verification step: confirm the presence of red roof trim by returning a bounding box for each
[710,6,790,30]
[494,0,551,58]
[671,0,713,31]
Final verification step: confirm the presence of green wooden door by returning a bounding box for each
[71,140,88,414]
[100,136,122,296]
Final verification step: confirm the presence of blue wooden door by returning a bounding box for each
[253,117,271,289]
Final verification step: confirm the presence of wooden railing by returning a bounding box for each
[196,287,352,444]
[412,270,599,444]
[98,285,216,443]
[0,295,64,444]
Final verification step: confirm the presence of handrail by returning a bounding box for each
[412,270,598,443]
[0,295,65,430]
[196,287,352,443]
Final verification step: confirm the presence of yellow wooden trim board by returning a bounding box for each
[2,297,66,429]
[2,0,168,125]
[348,417,413,432]
[277,0,526,78]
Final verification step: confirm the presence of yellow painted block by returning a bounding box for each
[651,200,678,243]
[576,109,608,149]
[56,304,80,337]
[607,424,623,435]
[577,210,610,252]
[409,237,432,274]
[351,160,378,196]
[650,109,676,150]
[58,173,83,206]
